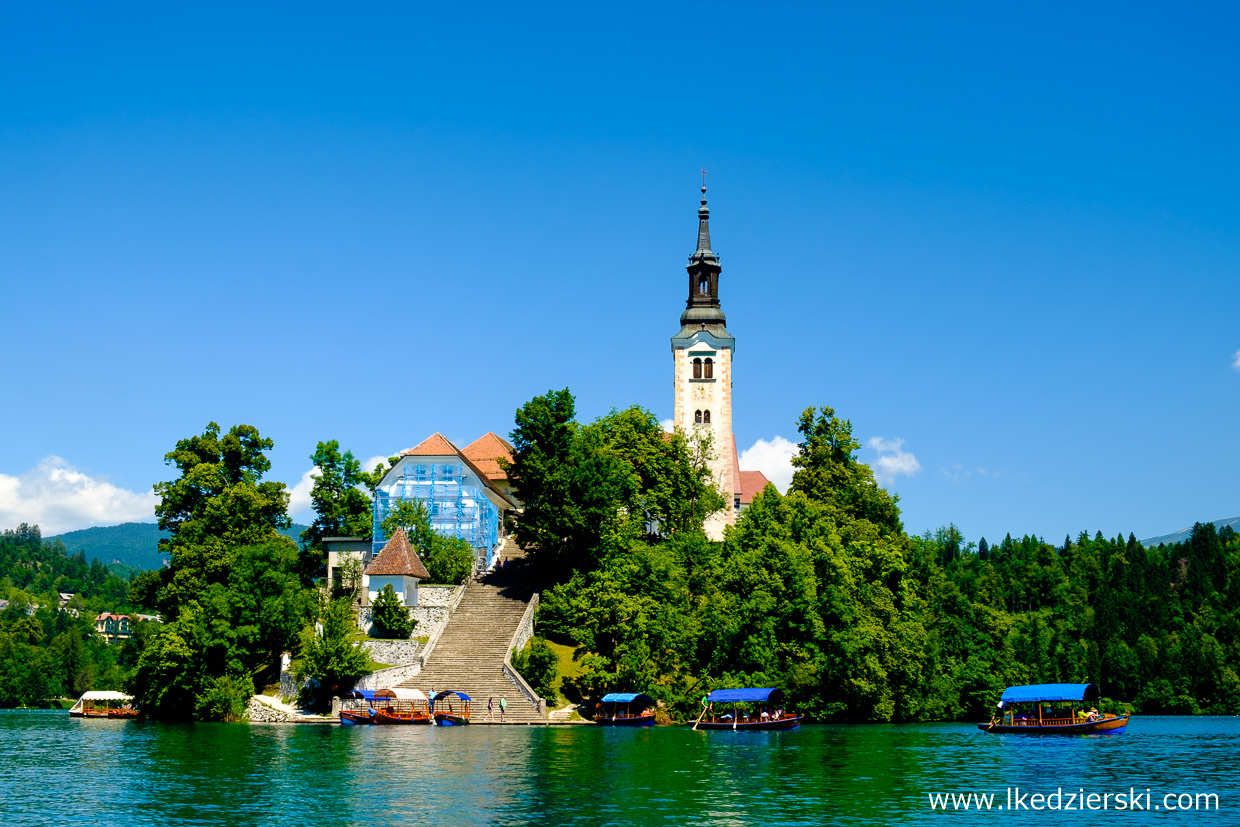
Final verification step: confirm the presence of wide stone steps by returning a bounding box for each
[398,558,544,723]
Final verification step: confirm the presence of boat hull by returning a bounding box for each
[373,709,431,725]
[595,714,656,727]
[433,713,470,726]
[70,709,139,719]
[978,714,1130,735]
[696,716,803,731]
[340,709,377,725]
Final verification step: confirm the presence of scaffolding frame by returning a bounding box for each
[372,461,499,568]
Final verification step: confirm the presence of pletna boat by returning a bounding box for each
[339,689,381,725]
[69,691,138,718]
[594,692,656,726]
[979,683,1130,734]
[694,688,802,730]
[371,688,431,725]
[431,690,471,725]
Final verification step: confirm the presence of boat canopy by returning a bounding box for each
[706,688,784,705]
[76,691,133,701]
[999,684,1100,705]
[375,688,428,701]
[601,693,654,705]
[432,690,471,702]
[342,690,378,700]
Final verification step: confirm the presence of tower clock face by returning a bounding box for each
[693,383,710,400]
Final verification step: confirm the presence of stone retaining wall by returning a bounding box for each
[248,697,297,723]
[354,663,422,690]
[361,639,421,667]
[355,583,465,641]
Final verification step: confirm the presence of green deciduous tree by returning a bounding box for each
[299,440,384,579]
[297,597,369,709]
[506,389,724,576]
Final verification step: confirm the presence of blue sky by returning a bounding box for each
[1,2,1237,545]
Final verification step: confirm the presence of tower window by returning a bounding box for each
[704,358,713,379]
[692,357,702,379]
[703,409,711,424]
[699,276,709,295]
[694,410,702,424]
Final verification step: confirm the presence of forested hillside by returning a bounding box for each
[0,524,146,706]
[513,390,1240,722]
[51,521,310,572]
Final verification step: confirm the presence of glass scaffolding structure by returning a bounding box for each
[371,461,499,568]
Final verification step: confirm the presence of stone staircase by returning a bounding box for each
[399,549,545,723]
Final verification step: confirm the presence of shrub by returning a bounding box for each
[513,637,558,703]
[195,673,254,722]
[371,585,414,639]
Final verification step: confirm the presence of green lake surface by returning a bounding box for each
[2,711,1236,825]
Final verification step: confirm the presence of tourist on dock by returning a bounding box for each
[500,696,507,722]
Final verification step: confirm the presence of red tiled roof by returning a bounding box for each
[400,432,461,457]
[364,527,431,578]
[461,432,514,482]
[738,470,772,505]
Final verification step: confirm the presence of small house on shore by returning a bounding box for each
[364,527,430,607]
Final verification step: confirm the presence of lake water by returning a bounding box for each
[2,712,1236,825]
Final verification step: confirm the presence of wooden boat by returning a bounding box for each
[694,688,802,731]
[594,692,656,726]
[339,689,380,725]
[69,691,138,718]
[979,683,1130,735]
[431,690,471,725]
[371,687,431,725]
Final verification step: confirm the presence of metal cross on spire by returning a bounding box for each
[700,167,708,193]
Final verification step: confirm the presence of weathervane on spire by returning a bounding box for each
[700,167,708,198]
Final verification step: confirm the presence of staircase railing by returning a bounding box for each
[502,593,546,717]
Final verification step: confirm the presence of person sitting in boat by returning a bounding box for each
[1087,707,1099,721]
[721,712,734,721]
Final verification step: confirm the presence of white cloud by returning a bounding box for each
[660,418,674,433]
[1232,350,1240,371]
[866,437,922,485]
[362,455,390,474]
[0,456,158,535]
[739,436,798,493]
[287,467,319,520]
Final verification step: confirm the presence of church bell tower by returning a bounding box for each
[671,185,738,539]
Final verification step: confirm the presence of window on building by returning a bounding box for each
[703,409,711,424]
[692,357,702,379]
[704,358,713,379]
[695,409,702,424]
[699,276,709,295]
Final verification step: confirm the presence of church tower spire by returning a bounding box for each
[681,184,728,332]
[670,181,738,541]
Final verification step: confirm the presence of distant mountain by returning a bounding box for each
[1141,516,1240,548]
[49,521,311,571]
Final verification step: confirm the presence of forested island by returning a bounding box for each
[2,395,1237,721]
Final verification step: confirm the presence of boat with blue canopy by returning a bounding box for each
[694,688,802,730]
[431,690,471,726]
[594,692,656,726]
[979,683,1130,734]
[339,689,380,725]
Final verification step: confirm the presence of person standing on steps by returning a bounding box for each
[487,697,494,722]
[499,696,507,723]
